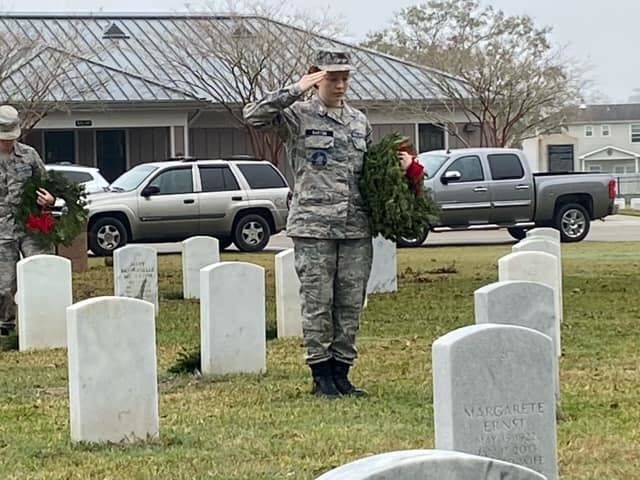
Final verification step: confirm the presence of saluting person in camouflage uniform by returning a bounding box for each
[243,50,424,398]
[0,105,55,336]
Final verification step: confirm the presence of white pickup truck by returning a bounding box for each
[398,148,617,246]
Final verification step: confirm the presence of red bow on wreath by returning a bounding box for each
[26,212,56,235]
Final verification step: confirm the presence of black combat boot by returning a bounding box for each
[309,361,340,398]
[331,359,368,397]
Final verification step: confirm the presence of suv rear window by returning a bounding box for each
[488,154,525,180]
[237,163,287,189]
[199,166,239,192]
[57,170,93,184]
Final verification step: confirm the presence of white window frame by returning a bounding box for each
[613,165,626,174]
[587,164,601,172]
[630,124,640,143]
[601,125,610,137]
[584,125,594,137]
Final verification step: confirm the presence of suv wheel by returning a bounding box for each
[89,217,128,256]
[233,214,271,252]
[554,203,590,242]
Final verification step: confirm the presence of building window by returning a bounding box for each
[614,165,636,174]
[601,125,610,137]
[44,131,75,164]
[587,164,601,172]
[584,126,594,137]
[631,124,640,143]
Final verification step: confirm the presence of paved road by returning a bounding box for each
[138,214,640,255]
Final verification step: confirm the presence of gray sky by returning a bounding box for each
[3,0,638,102]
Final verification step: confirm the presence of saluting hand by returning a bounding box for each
[298,70,327,92]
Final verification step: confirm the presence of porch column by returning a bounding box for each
[169,126,176,157]
[635,156,639,173]
[173,126,186,157]
[183,120,190,156]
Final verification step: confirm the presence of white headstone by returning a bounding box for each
[67,296,159,443]
[367,235,397,294]
[113,245,158,314]
[630,198,640,209]
[512,237,563,325]
[614,198,625,210]
[433,324,558,480]
[17,255,72,351]
[275,249,302,338]
[475,281,560,401]
[526,228,561,243]
[200,262,266,375]
[498,251,561,357]
[182,236,220,300]
[315,449,546,480]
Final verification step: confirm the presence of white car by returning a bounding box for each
[45,164,110,194]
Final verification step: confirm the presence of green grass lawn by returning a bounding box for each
[1,243,639,479]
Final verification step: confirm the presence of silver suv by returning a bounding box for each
[87,157,291,256]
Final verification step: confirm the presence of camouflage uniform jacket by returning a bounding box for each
[0,142,47,241]
[244,84,372,239]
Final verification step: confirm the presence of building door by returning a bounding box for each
[44,131,75,164]
[97,130,127,182]
[418,123,445,153]
[548,145,574,172]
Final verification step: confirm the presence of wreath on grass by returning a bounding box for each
[15,170,88,249]
[359,133,440,241]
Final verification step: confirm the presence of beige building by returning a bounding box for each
[1,13,480,182]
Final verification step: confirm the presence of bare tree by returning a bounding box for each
[363,0,588,147]
[0,22,108,136]
[160,0,346,164]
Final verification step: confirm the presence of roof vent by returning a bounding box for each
[103,23,129,40]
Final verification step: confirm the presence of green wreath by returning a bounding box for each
[15,170,89,248]
[359,133,440,241]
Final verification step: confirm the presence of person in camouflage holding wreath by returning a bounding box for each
[244,50,424,398]
[0,105,55,336]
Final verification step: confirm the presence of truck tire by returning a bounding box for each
[397,227,429,248]
[233,214,271,252]
[555,203,590,242]
[89,217,128,256]
[507,227,527,241]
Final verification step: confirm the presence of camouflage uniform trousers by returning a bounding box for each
[0,237,54,331]
[292,237,373,365]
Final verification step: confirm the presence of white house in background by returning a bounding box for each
[524,104,640,173]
